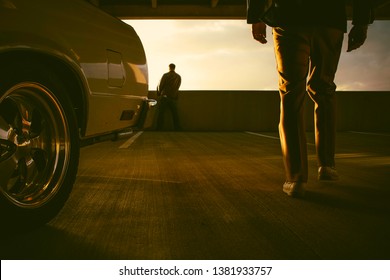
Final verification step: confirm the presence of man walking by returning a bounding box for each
[247,0,374,197]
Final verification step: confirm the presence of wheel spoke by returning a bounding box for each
[0,114,11,139]
[22,155,38,189]
[29,121,48,151]
[13,101,33,136]
[0,113,18,192]
[8,155,41,201]
[0,116,15,163]
[28,112,51,181]
[0,152,18,192]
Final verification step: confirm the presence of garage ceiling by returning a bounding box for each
[92,0,390,20]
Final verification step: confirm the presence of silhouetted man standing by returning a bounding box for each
[247,0,374,197]
[156,63,182,131]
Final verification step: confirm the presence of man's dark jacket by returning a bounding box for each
[247,0,374,32]
[158,71,181,99]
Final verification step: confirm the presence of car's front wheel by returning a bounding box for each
[0,62,79,232]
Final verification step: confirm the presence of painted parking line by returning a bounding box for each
[245,131,315,146]
[119,131,144,149]
[348,131,390,137]
[245,131,280,140]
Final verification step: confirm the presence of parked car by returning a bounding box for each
[0,0,154,231]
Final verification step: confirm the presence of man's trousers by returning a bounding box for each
[273,26,344,182]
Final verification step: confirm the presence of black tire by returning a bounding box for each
[0,60,79,232]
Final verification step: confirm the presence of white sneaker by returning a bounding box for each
[318,166,339,181]
[283,182,306,198]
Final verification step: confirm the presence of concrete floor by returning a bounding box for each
[1,131,390,260]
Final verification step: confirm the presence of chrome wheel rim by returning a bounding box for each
[0,83,70,208]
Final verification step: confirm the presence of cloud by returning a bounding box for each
[125,20,390,91]
[337,21,390,91]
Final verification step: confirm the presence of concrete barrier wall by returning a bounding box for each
[147,90,390,132]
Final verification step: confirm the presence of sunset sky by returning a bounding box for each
[124,20,390,91]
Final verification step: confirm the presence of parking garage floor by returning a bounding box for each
[1,131,390,260]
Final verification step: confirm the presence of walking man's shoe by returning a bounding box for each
[283,182,306,198]
[318,166,339,181]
